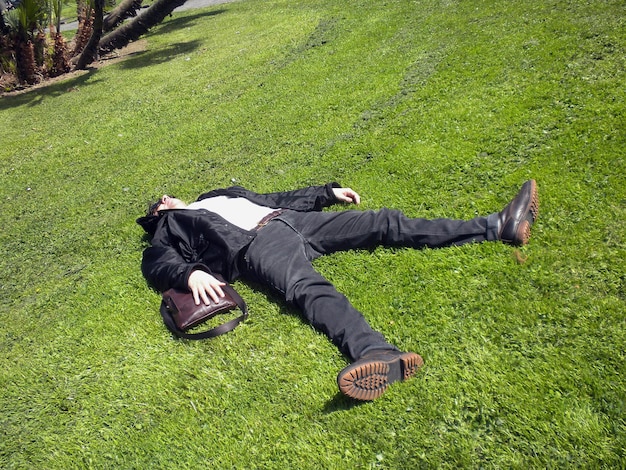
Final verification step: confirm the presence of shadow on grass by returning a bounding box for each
[117,39,203,69]
[153,9,226,36]
[113,9,227,69]
[323,392,365,412]
[0,39,200,109]
[115,9,229,69]
[0,70,103,110]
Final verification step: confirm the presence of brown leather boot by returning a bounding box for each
[497,179,539,245]
[337,350,423,401]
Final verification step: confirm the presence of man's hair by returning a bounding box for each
[146,200,161,217]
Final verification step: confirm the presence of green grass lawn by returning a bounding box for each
[1,0,624,467]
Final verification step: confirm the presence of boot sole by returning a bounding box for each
[515,180,540,245]
[527,179,540,222]
[337,352,424,401]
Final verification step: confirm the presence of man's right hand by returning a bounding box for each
[187,270,226,305]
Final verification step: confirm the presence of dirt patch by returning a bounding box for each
[1,39,148,97]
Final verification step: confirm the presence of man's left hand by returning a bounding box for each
[333,187,361,205]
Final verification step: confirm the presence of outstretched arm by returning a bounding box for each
[199,182,343,212]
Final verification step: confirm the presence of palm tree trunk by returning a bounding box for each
[16,39,38,84]
[51,32,70,76]
[75,0,105,69]
[98,0,187,54]
[103,0,143,32]
[73,7,94,55]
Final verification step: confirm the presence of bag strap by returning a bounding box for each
[159,283,248,340]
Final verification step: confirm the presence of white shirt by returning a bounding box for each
[186,196,277,230]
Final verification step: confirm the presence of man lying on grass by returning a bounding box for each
[137,180,539,401]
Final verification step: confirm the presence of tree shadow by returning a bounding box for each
[101,8,227,69]
[153,9,226,36]
[117,39,203,69]
[0,70,103,110]
[0,38,199,108]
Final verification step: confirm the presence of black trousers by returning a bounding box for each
[241,209,500,361]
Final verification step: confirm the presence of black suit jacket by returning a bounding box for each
[137,183,340,291]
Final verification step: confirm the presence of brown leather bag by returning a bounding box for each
[160,278,248,340]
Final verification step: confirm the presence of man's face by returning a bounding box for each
[153,195,187,214]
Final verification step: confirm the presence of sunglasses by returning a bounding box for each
[147,195,176,216]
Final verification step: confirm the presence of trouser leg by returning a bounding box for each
[280,208,497,254]
[241,208,496,361]
[242,219,395,361]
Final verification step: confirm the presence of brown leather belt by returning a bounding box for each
[255,209,285,230]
